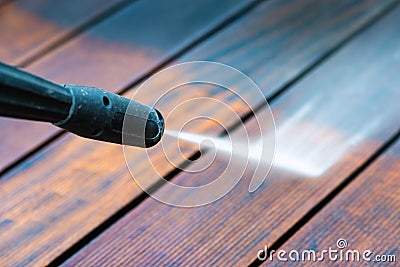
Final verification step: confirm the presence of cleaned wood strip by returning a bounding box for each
[63,3,400,266]
[0,0,255,265]
[0,0,127,65]
[0,0,395,266]
[0,0,252,172]
[271,140,400,266]
[0,0,390,172]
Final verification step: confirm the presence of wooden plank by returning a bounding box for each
[0,0,128,171]
[271,140,400,266]
[0,0,391,172]
[0,0,395,265]
[62,3,400,266]
[0,0,255,265]
[0,0,126,65]
[0,0,252,172]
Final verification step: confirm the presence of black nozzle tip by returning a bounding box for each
[145,108,164,148]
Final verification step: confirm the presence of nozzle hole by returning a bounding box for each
[102,96,111,108]
[92,128,103,137]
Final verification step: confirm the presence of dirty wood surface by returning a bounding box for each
[0,0,251,172]
[0,0,399,266]
[63,2,400,266]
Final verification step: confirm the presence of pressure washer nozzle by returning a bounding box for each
[0,62,164,148]
[56,85,165,148]
[143,108,165,148]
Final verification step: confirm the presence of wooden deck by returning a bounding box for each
[1,0,399,266]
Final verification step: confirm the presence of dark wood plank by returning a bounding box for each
[0,0,251,172]
[0,0,396,265]
[0,0,255,265]
[0,0,126,65]
[0,0,128,171]
[271,140,400,266]
[0,0,391,172]
[62,3,400,266]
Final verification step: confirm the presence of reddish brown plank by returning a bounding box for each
[0,0,396,266]
[0,0,255,265]
[0,0,252,172]
[0,0,128,171]
[0,0,390,172]
[0,0,126,65]
[271,140,400,266]
[62,3,400,266]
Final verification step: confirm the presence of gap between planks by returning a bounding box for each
[16,0,138,68]
[0,0,266,179]
[47,1,400,266]
[249,128,400,267]
[246,3,400,266]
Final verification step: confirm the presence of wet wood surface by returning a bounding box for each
[0,0,251,172]
[0,0,399,266]
[63,2,400,266]
[0,0,126,65]
[272,140,400,266]
[0,0,128,171]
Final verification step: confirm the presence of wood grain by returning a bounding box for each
[0,0,128,172]
[0,0,251,172]
[1,0,391,172]
[0,0,256,265]
[271,140,400,266]
[0,0,397,266]
[63,3,400,266]
[0,0,126,65]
